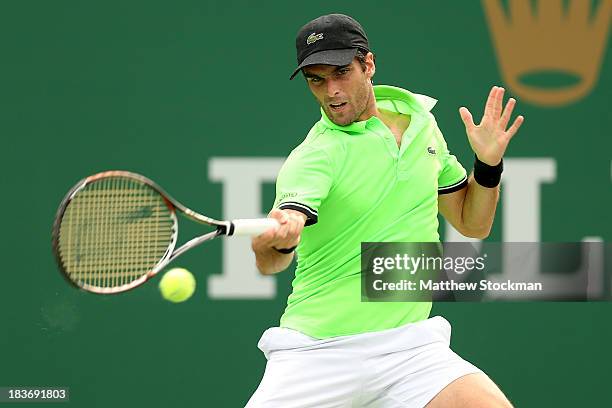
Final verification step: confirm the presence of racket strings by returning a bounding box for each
[57,176,175,289]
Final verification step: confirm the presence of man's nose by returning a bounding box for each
[325,78,340,97]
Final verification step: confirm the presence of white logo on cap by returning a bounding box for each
[307,32,324,45]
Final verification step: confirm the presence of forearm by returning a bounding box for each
[252,245,294,275]
[461,174,500,238]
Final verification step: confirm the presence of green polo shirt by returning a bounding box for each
[274,85,467,339]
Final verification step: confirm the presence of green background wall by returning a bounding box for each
[1,1,610,406]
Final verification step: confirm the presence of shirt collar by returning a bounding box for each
[319,85,437,133]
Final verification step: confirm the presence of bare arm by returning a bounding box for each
[251,209,307,275]
[438,176,499,239]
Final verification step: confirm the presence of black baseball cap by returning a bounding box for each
[290,14,369,80]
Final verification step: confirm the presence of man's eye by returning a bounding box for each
[310,77,322,83]
[338,69,349,75]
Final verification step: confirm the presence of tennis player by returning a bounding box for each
[247,14,523,408]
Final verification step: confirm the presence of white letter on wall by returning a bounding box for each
[208,158,284,298]
[488,158,557,299]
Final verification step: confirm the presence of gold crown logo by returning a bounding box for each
[482,0,611,107]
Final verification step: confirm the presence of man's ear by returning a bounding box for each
[365,52,375,81]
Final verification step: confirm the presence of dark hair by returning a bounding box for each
[356,48,375,83]
[355,48,375,71]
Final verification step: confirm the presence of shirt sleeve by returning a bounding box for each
[274,146,334,226]
[433,122,468,194]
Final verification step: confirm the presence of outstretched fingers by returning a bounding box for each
[494,87,505,118]
[499,97,516,130]
[482,86,498,120]
[459,107,476,133]
[504,115,525,141]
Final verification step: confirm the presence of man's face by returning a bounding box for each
[302,56,374,126]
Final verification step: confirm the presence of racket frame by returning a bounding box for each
[52,171,234,294]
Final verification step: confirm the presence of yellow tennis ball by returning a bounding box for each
[159,268,196,303]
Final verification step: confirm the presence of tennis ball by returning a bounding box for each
[159,268,196,303]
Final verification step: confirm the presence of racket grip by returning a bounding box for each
[230,218,280,236]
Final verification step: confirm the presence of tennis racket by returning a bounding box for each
[52,170,279,294]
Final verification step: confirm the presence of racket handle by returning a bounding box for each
[230,218,280,236]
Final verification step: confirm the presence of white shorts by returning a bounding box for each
[245,316,482,408]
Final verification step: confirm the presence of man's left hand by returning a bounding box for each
[458,86,524,166]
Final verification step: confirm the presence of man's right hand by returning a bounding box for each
[251,209,307,275]
[252,208,306,253]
